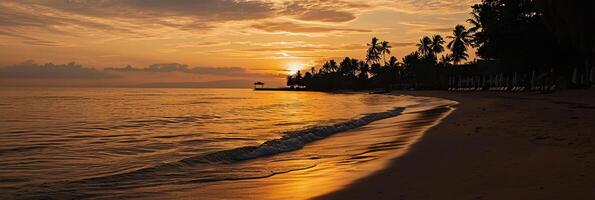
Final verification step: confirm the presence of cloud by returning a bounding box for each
[0,0,478,73]
[104,63,276,77]
[423,27,454,33]
[393,42,417,47]
[0,30,63,47]
[279,0,368,23]
[243,43,365,52]
[23,0,275,21]
[399,21,458,34]
[134,79,261,88]
[379,0,478,14]
[0,61,117,79]
[251,21,370,34]
[0,2,162,43]
[0,61,282,80]
[0,0,374,41]
[0,0,477,49]
[295,9,356,22]
[0,0,277,45]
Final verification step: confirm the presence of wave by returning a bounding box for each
[183,107,405,164]
[13,107,407,198]
[90,106,405,176]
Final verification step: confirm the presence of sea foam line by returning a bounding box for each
[182,107,406,164]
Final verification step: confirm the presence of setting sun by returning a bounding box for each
[0,1,593,200]
[286,62,304,75]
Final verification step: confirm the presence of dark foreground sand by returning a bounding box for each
[316,89,594,200]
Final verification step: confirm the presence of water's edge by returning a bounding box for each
[10,95,458,200]
[177,96,459,200]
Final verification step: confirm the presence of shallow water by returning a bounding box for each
[0,88,454,199]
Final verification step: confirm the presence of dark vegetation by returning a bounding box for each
[286,0,594,91]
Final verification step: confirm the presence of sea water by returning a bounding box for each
[0,88,454,199]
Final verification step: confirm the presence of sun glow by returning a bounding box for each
[286,62,304,75]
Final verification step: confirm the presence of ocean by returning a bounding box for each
[0,88,455,199]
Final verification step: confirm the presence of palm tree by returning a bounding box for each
[350,58,359,77]
[370,63,382,77]
[330,60,338,71]
[387,56,398,68]
[439,54,453,67]
[357,60,369,80]
[386,56,399,85]
[295,70,303,86]
[466,12,483,48]
[401,52,421,84]
[417,36,433,57]
[403,51,421,67]
[466,12,482,34]
[366,37,382,64]
[430,35,445,55]
[339,57,357,77]
[447,25,472,65]
[380,41,392,64]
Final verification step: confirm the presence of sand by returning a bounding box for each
[316,89,595,200]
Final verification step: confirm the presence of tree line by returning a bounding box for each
[287,0,594,91]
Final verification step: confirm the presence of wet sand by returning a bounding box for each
[317,89,595,200]
[169,97,457,200]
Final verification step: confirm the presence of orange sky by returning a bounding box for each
[0,0,478,87]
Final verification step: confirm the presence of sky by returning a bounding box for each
[0,0,478,87]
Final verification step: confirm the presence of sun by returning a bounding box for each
[286,62,303,75]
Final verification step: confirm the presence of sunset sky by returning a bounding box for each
[0,0,478,87]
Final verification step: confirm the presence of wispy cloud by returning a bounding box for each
[0,61,284,84]
[105,63,256,77]
[392,42,417,47]
[0,0,479,80]
[375,0,478,14]
[250,20,370,35]
[242,43,365,52]
[0,61,116,79]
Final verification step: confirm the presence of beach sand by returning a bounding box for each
[316,89,594,200]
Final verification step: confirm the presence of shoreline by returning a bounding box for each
[1,92,457,199]
[316,89,595,200]
[170,95,458,200]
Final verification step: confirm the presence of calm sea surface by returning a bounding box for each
[0,88,454,199]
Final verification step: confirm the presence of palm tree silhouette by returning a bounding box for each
[380,41,392,64]
[366,37,382,64]
[467,12,482,34]
[325,60,338,73]
[417,36,433,57]
[439,54,453,67]
[466,12,483,48]
[447,25,472,65]
[384,56,400,87]
[339,57,358,76]
[431,35,445,56]
[358,60,369,80]
[350,58,359,76]
[387,56,399,68]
